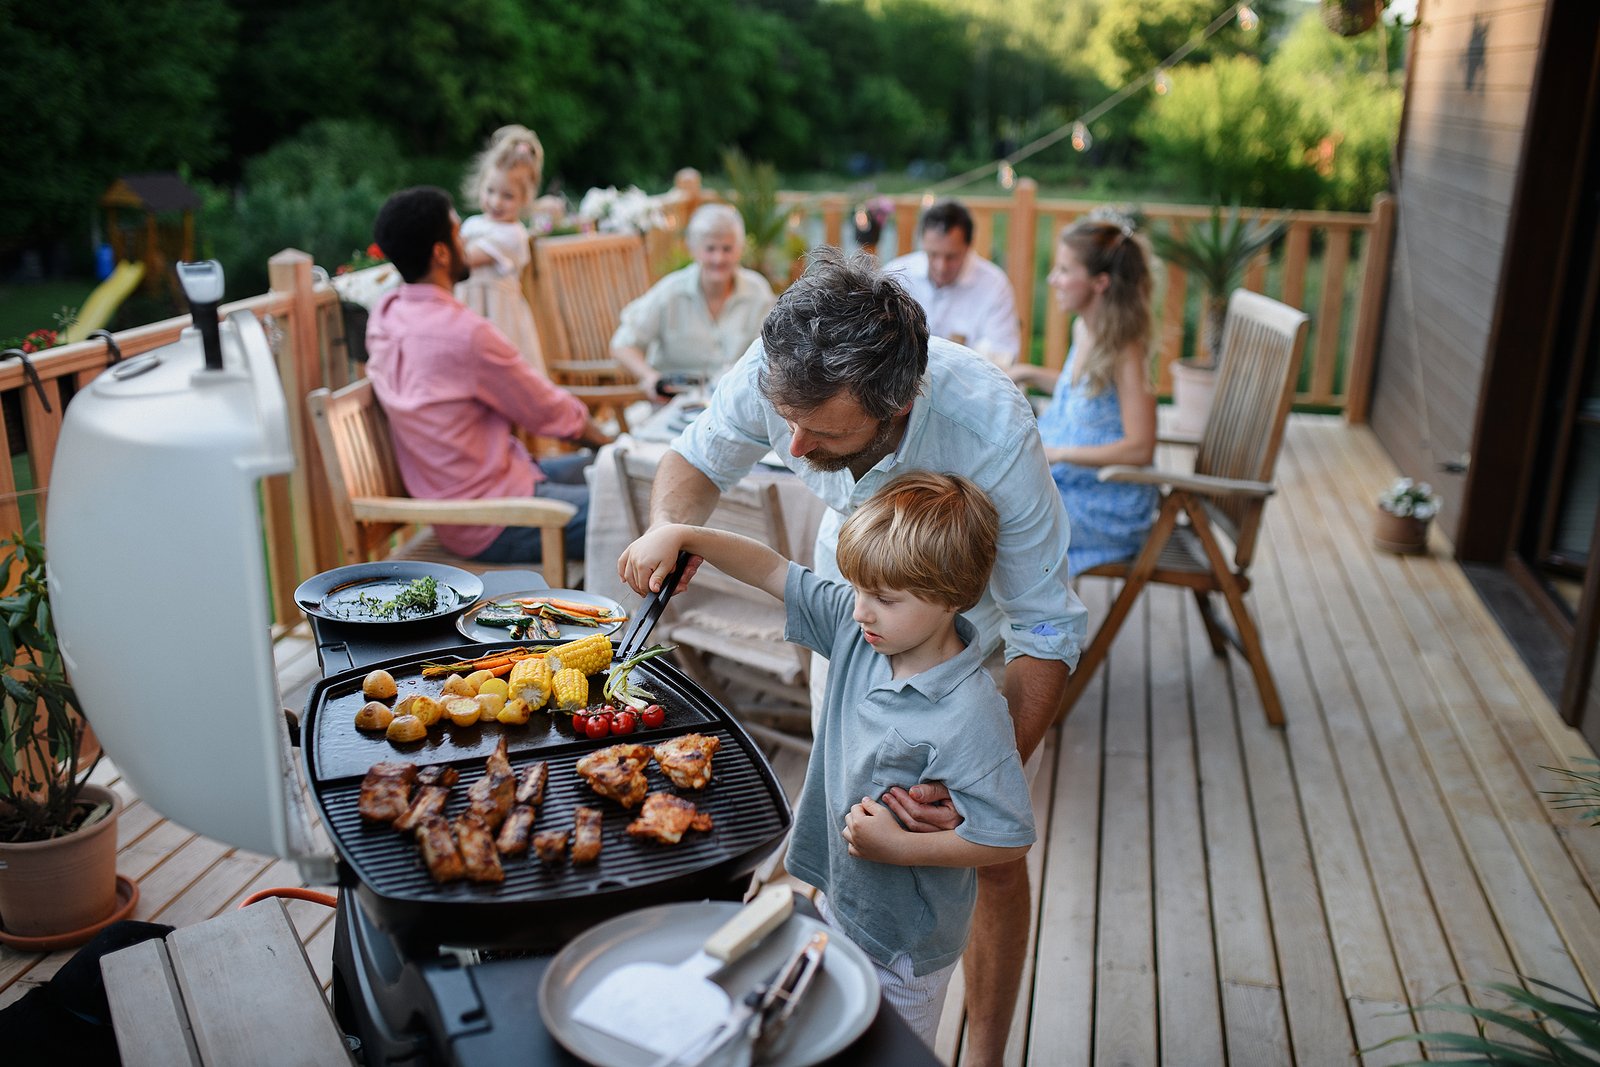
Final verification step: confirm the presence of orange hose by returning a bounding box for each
[238,887,337,910]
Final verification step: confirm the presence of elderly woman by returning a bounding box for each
[609,202,776,399]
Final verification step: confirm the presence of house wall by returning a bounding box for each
[1369,0,1547,541]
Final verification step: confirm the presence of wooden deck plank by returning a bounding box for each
[1149,585,1225,1065]
[1028,580,1110,1067]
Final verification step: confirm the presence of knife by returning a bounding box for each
[747,930,829,1064]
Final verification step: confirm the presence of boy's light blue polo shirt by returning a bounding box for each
[782,563,1036,975]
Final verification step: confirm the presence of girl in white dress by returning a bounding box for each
[457,124,548,377]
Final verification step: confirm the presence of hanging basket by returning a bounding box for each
[1322,0,1383,36]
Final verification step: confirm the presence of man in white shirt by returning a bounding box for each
[884,199,1022,366]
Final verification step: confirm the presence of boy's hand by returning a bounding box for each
[617,526,699,595]
[879,782,962,833]
[842,795,906,863]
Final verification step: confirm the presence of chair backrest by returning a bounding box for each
[532,233,652,387]
[1194,288,1310,569]
[306,379,407,565]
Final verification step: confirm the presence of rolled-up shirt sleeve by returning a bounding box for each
[670,342,776,489]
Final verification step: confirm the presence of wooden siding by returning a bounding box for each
[1370,0,1546,540]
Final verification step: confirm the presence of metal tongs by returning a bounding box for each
[616,549,691,661]
[649,926,829,1067]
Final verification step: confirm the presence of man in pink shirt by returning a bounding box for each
[367,186,612,564]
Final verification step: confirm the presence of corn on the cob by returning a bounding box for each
[552,667,588,711]
[550,634,613,676]
[508,655,552,709]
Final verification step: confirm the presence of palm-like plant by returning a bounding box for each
[1150,204,1285,369]
[1372,978,1600,1064]
[721,148,793,286]
[0,531,102,842]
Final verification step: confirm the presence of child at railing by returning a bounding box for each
[457,124,549,377]
[1007,216,1159,576]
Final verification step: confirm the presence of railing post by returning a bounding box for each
[1008,179,1039,361]
[268,249,337,616]
[1345,192,1395,424]
[821,195,846,250]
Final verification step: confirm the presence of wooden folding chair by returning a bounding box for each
[1059,289,1311,726]
[613,447,812,752]
[531,233,654,432]
[306,379,578,587]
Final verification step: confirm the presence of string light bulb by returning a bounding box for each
[1071,122,1093,152]
[1237,4,1259,30]
[1154,70,1172,96]
[999,163,1016,189]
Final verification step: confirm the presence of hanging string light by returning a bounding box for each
[1071,122,1093,152]
[1237,4,1259,30]
[1154,70,1173,95]
[998,162,1016,189]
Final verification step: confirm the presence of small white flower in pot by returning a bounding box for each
[1374,477,1442,554]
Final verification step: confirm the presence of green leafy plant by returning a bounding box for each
[0,531,103,842]
[1544,758,1600,826]
[1371,977,1600,1064]
[720,148,794,288]
[1150,203,1285,368]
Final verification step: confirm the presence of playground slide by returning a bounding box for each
[60,261,146,344]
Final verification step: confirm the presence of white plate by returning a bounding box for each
[455,587,627,644]
[540,900,880,1067]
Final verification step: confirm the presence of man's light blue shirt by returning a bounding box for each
[672,335,1085,667]
[783,563,1036,974]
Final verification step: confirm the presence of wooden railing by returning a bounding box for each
[0,181,1393,627]
[658,171,1394,418]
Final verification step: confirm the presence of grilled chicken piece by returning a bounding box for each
[652,734,721,791]
[626,792,714,845]
[533,829,570,863]
[515,762,549,807]
[358,762,418,823]
[575,744,653,809]
[454,813,505,883]
[414,814,465,882]
[496,804,537,855]
[393,784,450,833]
[467,737,517,829]
[417,765,460,788]
[571,806,604,864]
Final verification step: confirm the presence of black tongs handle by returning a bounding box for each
[617,550,690,660]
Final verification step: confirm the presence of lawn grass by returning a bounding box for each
[0,279,90,342]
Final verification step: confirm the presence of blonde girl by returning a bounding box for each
[457,124,548,375]
[1008,217,1158,575]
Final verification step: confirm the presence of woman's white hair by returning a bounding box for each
[686,202,745,246]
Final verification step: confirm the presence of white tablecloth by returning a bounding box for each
[583,436,827,617]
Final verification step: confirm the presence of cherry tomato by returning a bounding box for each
[611,710,637,735]
[585,715,611,740]
[641,704,665,729]
[601,704,616,716]
[570,713,589,735]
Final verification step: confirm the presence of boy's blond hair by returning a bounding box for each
[836,471,997,613]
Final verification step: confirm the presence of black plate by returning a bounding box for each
[294,562,483,627]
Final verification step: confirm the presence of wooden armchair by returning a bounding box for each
[613,447,812,751]
[1059,289,1310,726]
[306,379,577,586]
[531,233,654,432]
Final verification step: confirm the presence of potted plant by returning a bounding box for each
[1151,204,1285,434]
[721,148,800,290]
[0,531,128,946]
[1373,477,1440,555]
[329,243,396,365]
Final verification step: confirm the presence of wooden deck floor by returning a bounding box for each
[4,414,1597,1066]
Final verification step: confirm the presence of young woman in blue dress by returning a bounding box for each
[1008,218,1159,576]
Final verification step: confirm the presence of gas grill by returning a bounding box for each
[42,262,934,1065]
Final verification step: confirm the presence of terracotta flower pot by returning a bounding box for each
[0,783,122,941]
[1373,508,1431,555]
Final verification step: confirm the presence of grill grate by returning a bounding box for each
[319,726,788,903]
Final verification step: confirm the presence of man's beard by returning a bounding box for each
[449,244,470,284]
[799,417,899,474]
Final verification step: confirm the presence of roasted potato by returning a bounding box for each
[440,673,475,698]
[354,701,394,731]
[474,692,507,719]
[386,714,426,743]
[477,677,510,699]
[362,669,398,701]
[397,694,442,727]
[444,697,482,727]
[496,698,533,725]
[463,669,495,691]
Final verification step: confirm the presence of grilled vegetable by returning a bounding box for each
[362,669,398,701]
[550,634,613,676]
[443,697,481,727]
[354,701,394,731]
[420,648,538,679]
[386,714,426,743]
[508,656,553,709]
[602,644,675,711]
[496,698,533,725]
[552,667,589,711]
